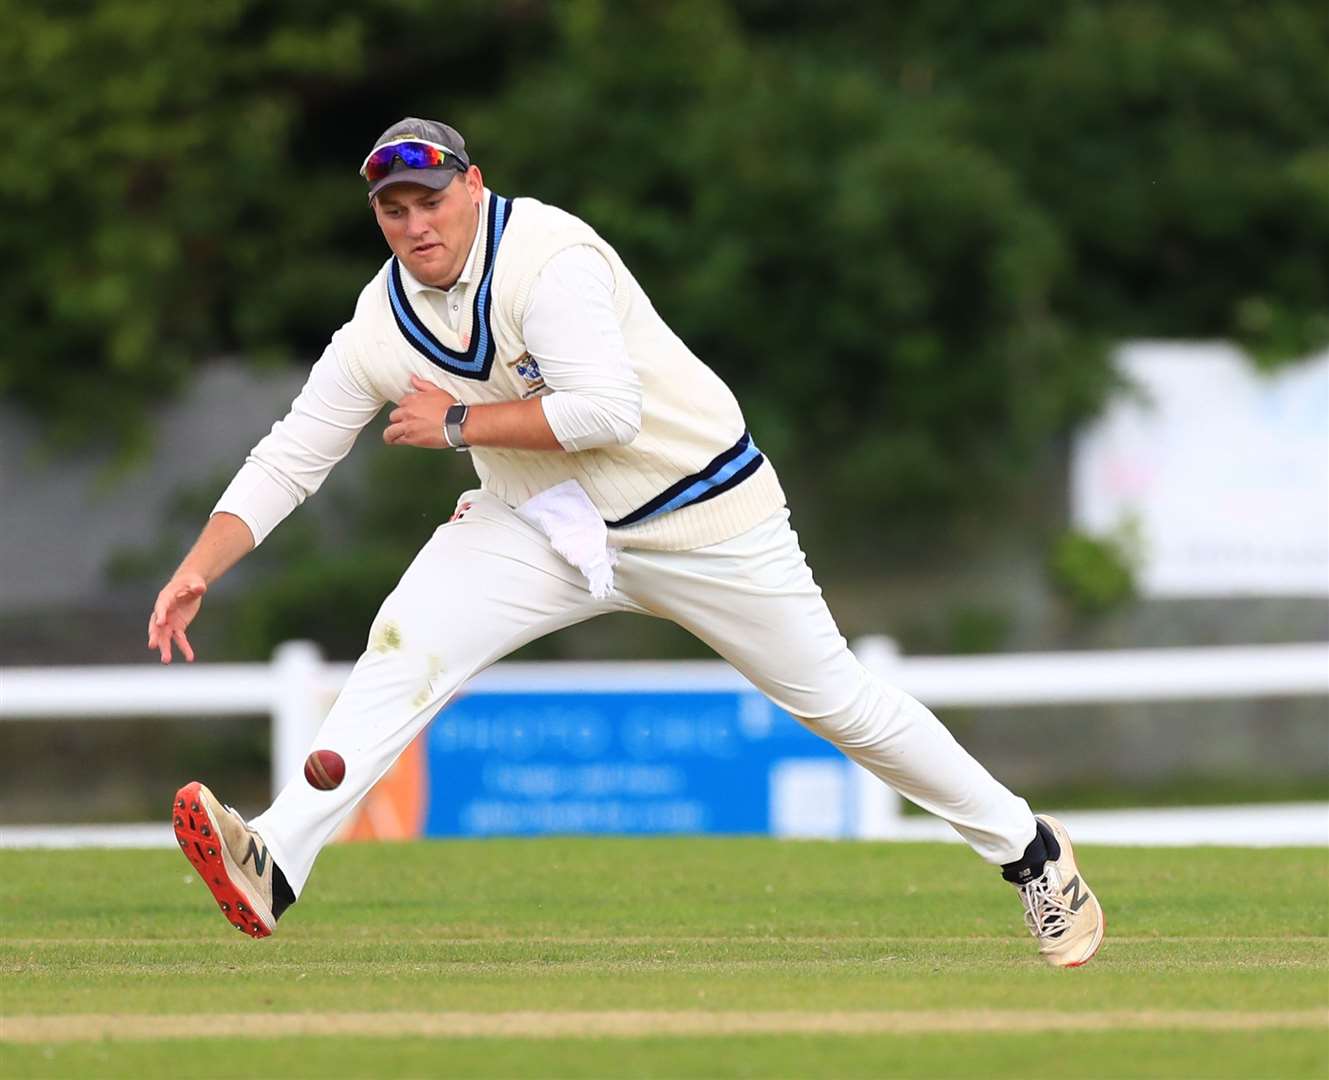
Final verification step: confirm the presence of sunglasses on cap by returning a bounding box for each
[359,139,466,183]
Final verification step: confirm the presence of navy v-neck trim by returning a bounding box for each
[386,194,512,381]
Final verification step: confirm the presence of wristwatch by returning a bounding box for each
[443,402,470,451]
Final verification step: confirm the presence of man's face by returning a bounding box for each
[372,166,484,288]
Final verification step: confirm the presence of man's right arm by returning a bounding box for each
[148,336,386,663]
[213,335,387,547]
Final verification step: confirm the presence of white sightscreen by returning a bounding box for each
[1072,343,1329,597]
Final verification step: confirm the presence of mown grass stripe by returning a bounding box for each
[4,1009,1326,1043]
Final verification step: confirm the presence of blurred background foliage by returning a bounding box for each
[3,0,1327,661]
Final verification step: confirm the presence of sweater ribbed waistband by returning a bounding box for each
[605,459,786,551]
[604,431,764,529]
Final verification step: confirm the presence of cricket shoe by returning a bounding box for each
[172,781,289,939]
[1016,815,1105,968]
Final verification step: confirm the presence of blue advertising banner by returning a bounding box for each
[423,688,853,838]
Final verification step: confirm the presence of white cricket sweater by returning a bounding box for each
[218,191,785,551]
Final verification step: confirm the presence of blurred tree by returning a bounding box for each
[746,0,1329,359]
[948,1,1329,364]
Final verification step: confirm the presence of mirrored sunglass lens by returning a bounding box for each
[395,143,442,169]
[363,147,399,181]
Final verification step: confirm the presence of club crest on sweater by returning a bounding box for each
[510,352,546,397]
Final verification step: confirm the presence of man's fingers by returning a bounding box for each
[410,374,438,392]
[383,422,411,445]
[173,628,195,663]
[158,634,173,664]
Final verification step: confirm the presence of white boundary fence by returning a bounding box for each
[2,638,1327,848]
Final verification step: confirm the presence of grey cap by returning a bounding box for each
[362,117,471,201]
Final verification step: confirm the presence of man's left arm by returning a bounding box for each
[384,378,564,450]
[383,246,641,452]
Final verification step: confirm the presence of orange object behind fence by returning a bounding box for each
[336,734,427,841]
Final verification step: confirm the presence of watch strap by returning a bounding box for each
[443,402,470,451]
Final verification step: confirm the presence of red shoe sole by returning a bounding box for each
[172,782,272,939]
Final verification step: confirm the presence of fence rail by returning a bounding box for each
[3,638,1326,848]
[8,641,1328,716]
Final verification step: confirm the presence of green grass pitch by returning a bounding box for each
[2,838,1326,1078]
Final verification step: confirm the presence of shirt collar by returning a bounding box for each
[398,188,488,298]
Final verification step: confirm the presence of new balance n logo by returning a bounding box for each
[242,837,269,877]
[1062,874,1090,912]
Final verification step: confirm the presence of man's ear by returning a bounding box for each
[465,164,485,201]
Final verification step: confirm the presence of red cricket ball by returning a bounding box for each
[304,749,346,791]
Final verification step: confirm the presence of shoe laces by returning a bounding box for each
[1018,867,1072,941]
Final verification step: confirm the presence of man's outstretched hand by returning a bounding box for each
[148,574,207,664]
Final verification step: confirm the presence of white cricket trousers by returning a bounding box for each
[253,493,1035,894]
